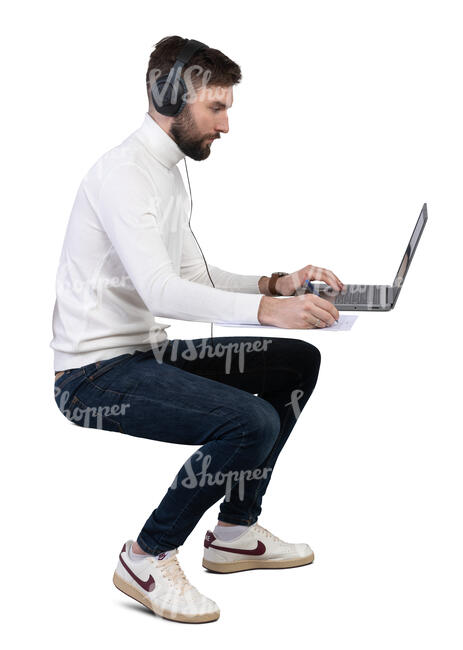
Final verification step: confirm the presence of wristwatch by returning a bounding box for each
[268,272,288,296]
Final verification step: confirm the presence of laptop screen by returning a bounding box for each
[392,203,428,304]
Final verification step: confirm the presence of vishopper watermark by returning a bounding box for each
[57,273,137,296]
[54,386,130,428]
[169,450,272,502]
[284,388,305,421]
[150,336,274,374]
[148,64,228,108]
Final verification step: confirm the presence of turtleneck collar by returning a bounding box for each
[135,112,185,170]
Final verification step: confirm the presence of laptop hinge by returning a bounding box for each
[387,286,395,304]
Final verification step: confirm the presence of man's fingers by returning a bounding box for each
[304,301,338,326]
[321,269,343,291]
[315,305,337,326]
[303,266,344,291]
[330,271,344,288]
[308,294,340,321]
[307,314,326,328]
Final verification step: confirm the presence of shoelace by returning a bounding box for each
[151,554,193,594]
[254,523,284,544]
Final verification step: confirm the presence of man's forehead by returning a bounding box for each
[197,85,233,107]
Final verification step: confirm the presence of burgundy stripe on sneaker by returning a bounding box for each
[119,544,155,592]
[204,531,266,555]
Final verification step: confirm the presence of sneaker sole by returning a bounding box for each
[113,571,220,623]
[202,551,314,573]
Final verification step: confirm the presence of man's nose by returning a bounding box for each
[216,114,229,134]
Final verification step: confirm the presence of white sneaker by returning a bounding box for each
[113,540,220,623]
[203,522,314,573]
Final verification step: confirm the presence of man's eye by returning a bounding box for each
[211,107,220,112]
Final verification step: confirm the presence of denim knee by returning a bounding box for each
[307,342,321,368]
[297,340,321,370]
[239,398,281,466]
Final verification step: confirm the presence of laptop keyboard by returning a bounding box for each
[329,285,383,305]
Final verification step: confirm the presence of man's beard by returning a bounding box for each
[169,105,217,161]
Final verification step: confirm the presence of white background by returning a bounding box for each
[2,0,462,647]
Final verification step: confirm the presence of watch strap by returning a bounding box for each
[268,272,288,296]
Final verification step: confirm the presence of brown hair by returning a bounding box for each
[146,35,242,102]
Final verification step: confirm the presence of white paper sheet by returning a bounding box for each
[214,315,358,331]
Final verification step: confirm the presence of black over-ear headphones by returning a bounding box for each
[151,38,209,117]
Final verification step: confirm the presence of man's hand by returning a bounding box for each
[276,265,345,296]
[257,293,340,329]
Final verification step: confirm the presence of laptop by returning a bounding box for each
[297,203,428,311]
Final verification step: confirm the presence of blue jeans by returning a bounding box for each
[53,336,321,555]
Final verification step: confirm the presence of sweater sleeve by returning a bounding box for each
[180,222,262,293]
[97,163,263,324]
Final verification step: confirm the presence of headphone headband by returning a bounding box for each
[175,38,208,64]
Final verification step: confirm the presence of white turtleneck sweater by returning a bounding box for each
[50,113,264,371]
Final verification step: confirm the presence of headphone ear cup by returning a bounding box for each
[173,77,188,116]
[151,74,168,114]
[151,75,187,117]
